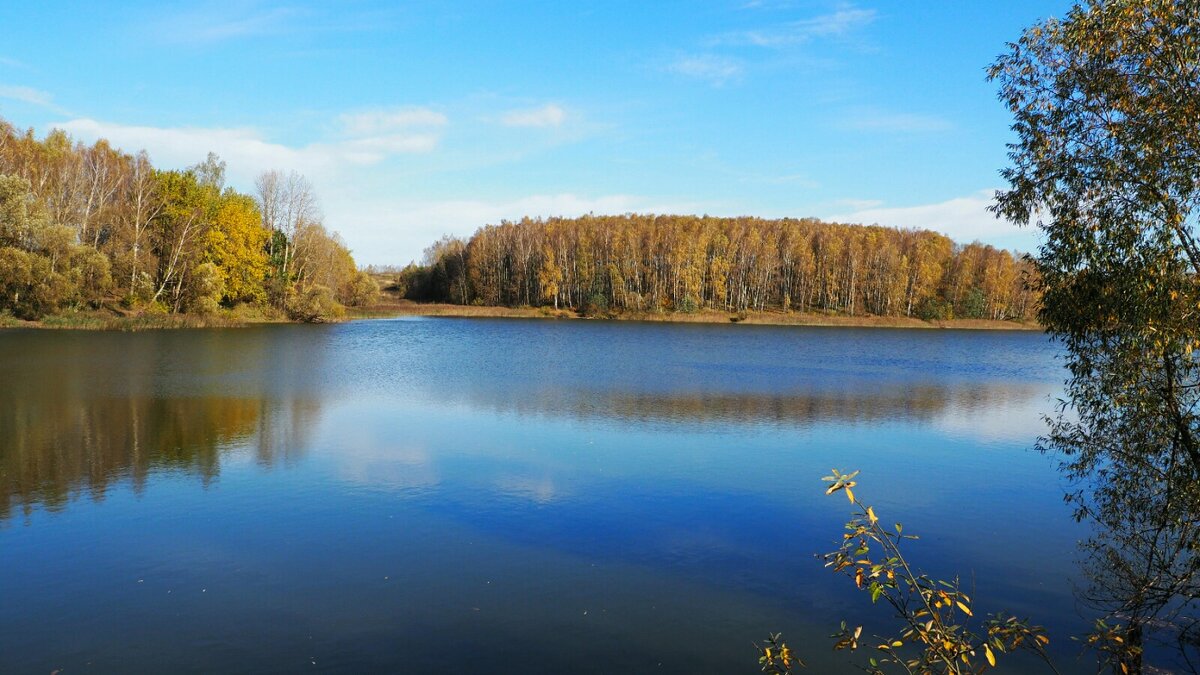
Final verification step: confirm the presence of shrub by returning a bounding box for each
[340,270,380,307]
[916,297,953,322]
[286,285,345,323]
[185,262,224,315]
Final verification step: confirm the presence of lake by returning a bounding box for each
[0,318,1090,673]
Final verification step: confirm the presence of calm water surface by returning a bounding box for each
[0,318,1088,673]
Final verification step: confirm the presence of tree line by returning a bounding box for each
[0,117,377,322]
[401,214,1038,321]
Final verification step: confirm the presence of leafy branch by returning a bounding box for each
[760,470,1058,674]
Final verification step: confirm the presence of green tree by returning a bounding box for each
[990,0,1200,669]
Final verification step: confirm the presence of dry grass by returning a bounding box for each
[3,292,1040,332]
[3,305,293,331]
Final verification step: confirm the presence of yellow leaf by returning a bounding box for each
[956,601,972,616]
[867,506,878,524]
[985,643,996,667]
[845,487,855,504]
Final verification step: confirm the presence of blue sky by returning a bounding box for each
[0,1,1068,265]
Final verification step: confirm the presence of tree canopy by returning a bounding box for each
[0,118,376,322]
[991,0,1200,669]
[406,214,1038,322]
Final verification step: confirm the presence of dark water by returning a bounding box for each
[0,318,1089,673]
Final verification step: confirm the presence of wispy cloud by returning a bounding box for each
[739,0,802,9]
[712,6,876,48]
[0,56,28,69]
[740,172,820,189]
[0,84,69,114]
[149,4,307,45]
[334,106,448,161]
[763,173,820,188]
[56,108,447,185]
[835,198,883,210]
[838,109,953,133]
[500,104,566,128]
[0,84,53,107]
[338,108,448,136]
[666,55,743,86]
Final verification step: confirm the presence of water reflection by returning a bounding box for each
[417,381,1049,431]
[0,321,1084,674]
[0,317,1065,516]
[0,328,326,519]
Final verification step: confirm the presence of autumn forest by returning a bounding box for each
[0,117,377,324]
[402,215,1039,321]
[0,114,1038,327]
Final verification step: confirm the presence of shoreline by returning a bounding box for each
[367,301,1042,331]
[1,300,1042,332]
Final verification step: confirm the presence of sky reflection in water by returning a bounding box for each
[0,319,1085,674]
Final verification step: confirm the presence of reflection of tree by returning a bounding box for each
[0,328,328,521]
[0,390,322,521]
[1076,482,1200,673]
[253,398,324,467]
[1,394,254,518]
[427,382,1041,429]
[992,2,1200,670]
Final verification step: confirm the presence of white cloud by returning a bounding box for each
[714,7,876,48]
[666,55,743,86]
[57,118,317,179]
[828,189,1039,250]
[0,84,51,106]
[836,198,883,210]
[334,106,448,163]
[55,110,446,184]
[338,108,448,136]
[761,173,820,188]
[500,104,567,128]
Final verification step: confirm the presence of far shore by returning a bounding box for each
[0,298,1042,332]
[366,300,1043,331]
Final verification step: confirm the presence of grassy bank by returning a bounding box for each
[372,299,1042,331]
[0,305,294,331]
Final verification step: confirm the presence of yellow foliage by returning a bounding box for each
[205,193,268,305]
